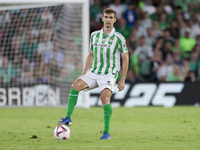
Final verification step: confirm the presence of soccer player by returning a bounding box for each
[57,8,129,140]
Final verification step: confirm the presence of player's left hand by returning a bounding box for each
[118,80,125,92]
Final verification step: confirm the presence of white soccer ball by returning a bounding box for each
[54,125,71,140]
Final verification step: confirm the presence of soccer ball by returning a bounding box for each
[54,125,71,140]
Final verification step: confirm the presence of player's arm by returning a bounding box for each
[118,52,129,91]
[82,50,93,75]
[82,32,95,75]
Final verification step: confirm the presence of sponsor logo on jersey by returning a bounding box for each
[94,43,111,48]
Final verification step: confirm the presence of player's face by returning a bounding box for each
[102,13,116,28]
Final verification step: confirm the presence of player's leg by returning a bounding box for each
[66,79,89,118]
[97,73,116,139]
[57,79,89,126]
[100,88,112,139]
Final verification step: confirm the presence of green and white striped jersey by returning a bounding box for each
[89,28,128,75]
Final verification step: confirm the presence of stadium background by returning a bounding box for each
[0,0,200,107]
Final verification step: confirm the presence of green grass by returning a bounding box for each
[0,106,200,150]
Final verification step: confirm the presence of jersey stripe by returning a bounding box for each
[105,35,115,75]
[112,36,119,72]
[94,32,103,74]
[91,32,100,73]
[99,35,111,74]
[97,44,105,74]
[89,33,95,51]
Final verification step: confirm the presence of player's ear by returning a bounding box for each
[114,17,117,23]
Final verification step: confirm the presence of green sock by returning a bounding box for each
[103,104,112,134]
[66,88,79,119]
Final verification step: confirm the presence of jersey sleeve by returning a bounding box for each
[89,33,94,51]
[119,36,128,54]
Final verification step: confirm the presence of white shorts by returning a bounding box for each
[79,72,117,92]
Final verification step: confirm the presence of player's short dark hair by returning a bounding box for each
[103,8,117,18]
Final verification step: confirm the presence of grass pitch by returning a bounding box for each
[0,106,200,150]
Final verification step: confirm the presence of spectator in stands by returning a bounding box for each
[12,55,23,80]
[20,33,38,62]
[173,0,191,13]
[115,17,131,38]
[157,55,174,81]
[193,44,200,57]
[38,64,50,84]
[151,21,162,38]
[62,55,75,77]
[129,48,139,77]
[135,6,143,19]
[166,64,184,82]
[109,0,124,20]
[19,64,35,85]
[162,41,173,60]
[127,28,139,51]
[90,0,101,31]
[0,57,16,84]
[167,6,182,23]
[169,20,180,39]
[150,4,165,21]
[30,9,43,30]
[159,13,169,30]
[135,19,147,37]
[196,35,200,45]
[162,28,175,48]
[145,28,155,46]
[135,36,154,78]
[179,28,196,57]
[181,58,190,77]
[125,69,137,82]
[57,67,72,82]
[176,14,187,33]
[124,3,137,28]
[183,3,195,20]
[173,50,183,67]
[49,58,60,83]
[185,70,196,82]
[187,19,200,38]
[142,12,152,29]
[192,12,200,27]
[41,7,53,23]
[151,50,163,81]
[9,40,24,61]
[0,10,11,25]
[37,33,53,55]
[44,42,64,68]
[70,28,82,49]
[189,51,199,72]
[22,58,34,72]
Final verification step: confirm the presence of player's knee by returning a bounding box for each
[101,95,110,105]
[71,82,80,91]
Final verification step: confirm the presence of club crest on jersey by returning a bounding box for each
[109,38,113,43]
[94,43,111,48]
[95,37,99,42]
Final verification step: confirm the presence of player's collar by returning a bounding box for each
[101,27,115,37]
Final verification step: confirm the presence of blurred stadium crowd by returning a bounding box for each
[1,0,200,87]
[90,0,200,82]
[0,5,83,86]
